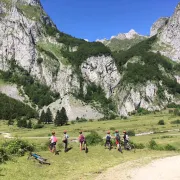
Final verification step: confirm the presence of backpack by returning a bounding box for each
[53,136,57,142]
[79,134,85,142]
[106,135,111,141]
[116,133,120,141]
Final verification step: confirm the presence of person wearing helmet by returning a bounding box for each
[62,130,69,152]
[49,131,58,153]
[105,131,112,148]
[123,131,129,149]
[114,130,121,151]
[78,131,86,151]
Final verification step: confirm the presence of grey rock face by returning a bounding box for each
[116,82,173,117]
[150,17,169,37]
[19,0,41,6]
[81,56,121,98]
[157,3,180,62]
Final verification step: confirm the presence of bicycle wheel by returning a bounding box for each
[118,144,123,153]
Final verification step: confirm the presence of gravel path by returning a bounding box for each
[96,156,180,180]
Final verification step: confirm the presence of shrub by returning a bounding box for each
[130,141,145,149]
[164,144,176,151]
[110,127,115,131]
[137,108,150,115]
[33,123,44,129]
[127,130,135,136]
[85,131,103,146]
[174,109,180,116]
[158,120,165,125]
[149,139,158,150]
[76,117,88,123]
[37,57,43,64]
[148,139,164,150]
[2,139,35,156]
[171,120,180,124]
[71,121,75,124]
[0,147,9,163]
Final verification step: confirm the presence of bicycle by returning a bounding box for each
[28,152,51,165]
[123,141,136,153]
[82,141,88,153]
[117,142,123,153]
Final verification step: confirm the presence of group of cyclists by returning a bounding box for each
[105,130,129,152]
[49,130,130,154]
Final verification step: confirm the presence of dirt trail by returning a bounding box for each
[95,155,180,180]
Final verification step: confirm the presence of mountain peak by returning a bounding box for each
[113,29,140,40]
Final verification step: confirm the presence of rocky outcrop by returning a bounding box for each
[150,17,169,37]
[115,82,173,117]
[43,95,104,120]
[0,84,24,102]
[175,75,180,84]
[156,3,180,62]
[81,56,121,98]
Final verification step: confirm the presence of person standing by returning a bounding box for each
[49,131,58,153]
[62,130,69,152]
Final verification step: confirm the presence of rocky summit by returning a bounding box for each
[0,0,180,120]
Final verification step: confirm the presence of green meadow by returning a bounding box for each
[0,111,180,180]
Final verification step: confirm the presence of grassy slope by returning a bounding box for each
[0,111,180,179]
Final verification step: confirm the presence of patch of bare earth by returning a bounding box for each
[95,156,180,180]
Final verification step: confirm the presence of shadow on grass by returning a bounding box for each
[65,147,73,153]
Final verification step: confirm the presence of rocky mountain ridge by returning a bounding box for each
[0,0,180,120]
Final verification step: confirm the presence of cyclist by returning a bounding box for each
[114,130,121,151]
[49,131,57,153]
[79,131,86,151]
[105,131,112,148]
[123,131,129,149]
[62,130,69,152]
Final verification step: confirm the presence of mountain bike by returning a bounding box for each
[82,140,88,153]
[28,152,51,165]
[123,141,136,153]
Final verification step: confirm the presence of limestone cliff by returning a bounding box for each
[0,0,180,120]
[151,3,180,62]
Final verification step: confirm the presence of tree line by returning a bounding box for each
[39,107,68,126]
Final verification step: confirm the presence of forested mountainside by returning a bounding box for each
[0,0,180,120]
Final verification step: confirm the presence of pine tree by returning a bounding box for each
[39,110,46,124]
[46,108,53,124]
[54,110,62,126]
[61,107,68,125]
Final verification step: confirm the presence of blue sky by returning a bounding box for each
[41,0,179,41]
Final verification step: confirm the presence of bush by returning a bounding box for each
[127,130,135,136]
[171,120,180,124]
[33,123,44,129]
[164,144,176,151]
[85,131,103,146]
[2,139,35,156]
[149,139,160,150]
[130,141,145,149]
[76,117,88,123]
[110,127,115,131]
[158,120,165,125]
[0,147,9,163]
[37,57,43,64]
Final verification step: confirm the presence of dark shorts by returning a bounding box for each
[49,142,56,150]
